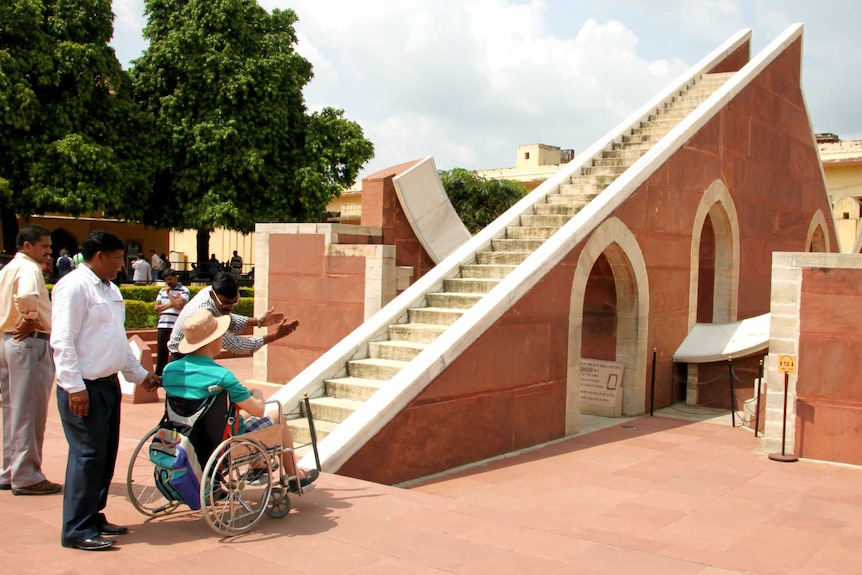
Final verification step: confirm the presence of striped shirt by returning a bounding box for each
[155,282,191,329]
[166,286,263,355]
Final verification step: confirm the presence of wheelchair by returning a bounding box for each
[127,390,309,535]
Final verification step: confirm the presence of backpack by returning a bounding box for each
[149,395,218,510]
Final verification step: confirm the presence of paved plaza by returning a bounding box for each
[1,357,860,575]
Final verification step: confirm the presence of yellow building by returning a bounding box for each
[817,134,862,252]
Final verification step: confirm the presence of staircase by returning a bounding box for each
[288,72,734,451]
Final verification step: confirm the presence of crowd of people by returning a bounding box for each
[0,227,309,552]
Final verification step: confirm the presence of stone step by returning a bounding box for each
[324,376,386,401]
[639,118,683,130]
[591,156,635,168]
[388,322,447,344]
[443,277,498,294]
[347,357,409,380]
[427,292,483,309]
[491,238,545,252]
[460,264,517,279]
[286,416,338,448]
[407,306,464,326]
[601,148,646,161]
[476,250,529,266]
[506,226,558,240]
[559,181,603,195]
[546,194,591,208]
[368,340,427,362]
[302,396,364,424]
[532,203,580,217]
[582,165,627,177]
[520,214,570,227]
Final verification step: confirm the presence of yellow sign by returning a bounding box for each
[778,354,797,375]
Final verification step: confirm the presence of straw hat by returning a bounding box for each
[178,310,231,354]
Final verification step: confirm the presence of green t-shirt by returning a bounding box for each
[161,354,251,403]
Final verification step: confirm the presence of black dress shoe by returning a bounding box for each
[99,523,129,536]
[62,536,116,551]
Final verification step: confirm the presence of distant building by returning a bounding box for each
[817,134,862,252]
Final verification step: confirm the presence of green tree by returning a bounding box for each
[131,0,374,265]
[440,168,527,234]
[0,0,154,252]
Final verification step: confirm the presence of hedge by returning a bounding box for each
[124,297,254,329]
[47,284,253,302]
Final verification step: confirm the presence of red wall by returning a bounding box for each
[264,234,370,383]
[338,38,837,484]
[796,268,862,464]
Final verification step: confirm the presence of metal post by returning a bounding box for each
[768,372,799,462]
[650,348,657,416]
[303,394,321,471]
[754,359,763,437]
[727,357,736,427]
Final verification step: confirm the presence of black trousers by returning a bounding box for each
[156,327,172,376]
[57,376,120,544]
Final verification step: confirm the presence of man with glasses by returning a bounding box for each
[167,272,296,361]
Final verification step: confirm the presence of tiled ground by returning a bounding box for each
[1,357,860,574]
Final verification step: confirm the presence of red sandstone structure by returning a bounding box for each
[251,24,855,484]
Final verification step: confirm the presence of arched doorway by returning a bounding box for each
[689,181,739,327]
[567,218,649,433]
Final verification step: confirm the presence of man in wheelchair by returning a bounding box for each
[160,310,318,497]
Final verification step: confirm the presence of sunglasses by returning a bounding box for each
[212,290,239,309]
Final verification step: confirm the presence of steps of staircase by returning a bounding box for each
[369,339,427,361]
[427,292,484,309]
[532,203,580,216]
[324,376,386,401]
[388,322,447,343]
[407,306,464,326]
[303,395,365,424]
[491,238,546,252]
[443,277,499,294]
[520,214,570,227]
[505,226,558,240]
[460,264,517,279]
[287,415,338,446]
[476,250,530,265]
[347,357,409,380]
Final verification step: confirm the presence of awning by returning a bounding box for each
[673,313,770,363]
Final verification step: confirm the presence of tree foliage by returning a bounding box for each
[131,0,374,262]
[0,0,154,252]
[440,168,527,234]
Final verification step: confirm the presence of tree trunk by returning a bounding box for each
[196,228,210,269]
[1,206,19,254]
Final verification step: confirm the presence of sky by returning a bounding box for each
[109,0,862,178]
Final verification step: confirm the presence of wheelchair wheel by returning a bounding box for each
[200,436,272,535]
[127,427,181,517]
[265,486,291,518]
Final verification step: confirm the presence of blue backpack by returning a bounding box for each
[149,395,217,510]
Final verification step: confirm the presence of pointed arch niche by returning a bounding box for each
[689,180,740,328]
[806,209,830,252]
[566,217,649,434]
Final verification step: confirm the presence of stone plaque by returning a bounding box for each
[579,359,625,417]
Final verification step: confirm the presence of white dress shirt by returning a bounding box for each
[51,264,148,393]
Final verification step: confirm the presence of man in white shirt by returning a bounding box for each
[0,225,62,496]
[130,254,151,285]
[149,249,164,283]
[51,230,160,551]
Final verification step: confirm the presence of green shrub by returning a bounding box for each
[125,300,152,329]
[123,296,254,328]
[120,285,162,302]
[234,297,254,317]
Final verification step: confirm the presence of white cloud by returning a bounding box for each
[106,0,862,173]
